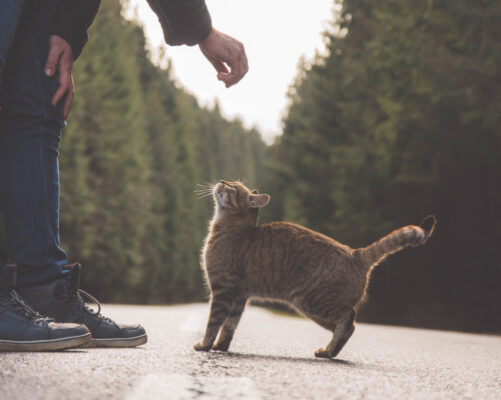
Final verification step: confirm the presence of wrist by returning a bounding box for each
[199,27,215,48]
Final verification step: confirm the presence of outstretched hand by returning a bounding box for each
[199,28,248,88]
[45,35,74,119]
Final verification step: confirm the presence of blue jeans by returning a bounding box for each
[0,0,26,94]
[0,0,68,287]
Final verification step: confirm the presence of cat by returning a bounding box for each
[194,180,436,359]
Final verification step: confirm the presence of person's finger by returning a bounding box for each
[51,68,70,105]
[236,45,249,79]
[221,67,242,87]
[45,45,63,77]
[223,47,249,87]
[51,75,68,105]
[62,77,74,119]
[241,45,249,74]
[216,71,232,87]
[51,51,72,105]
[209,58,229,74]
[62,87,74,119]
[222,56,242,87]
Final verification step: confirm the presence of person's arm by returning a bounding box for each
[43,1,100,119]
[146,0,212,46]
[147,0,248,87]
[51,0,101,60]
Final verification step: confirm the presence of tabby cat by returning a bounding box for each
[194,180,436,359]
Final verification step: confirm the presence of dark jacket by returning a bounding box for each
[51,0,212,59]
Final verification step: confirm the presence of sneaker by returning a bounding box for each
[18,263,147,348]
[0,262,91,351]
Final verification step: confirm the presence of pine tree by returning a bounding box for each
[56,0,267,303]
[269,0,501,331]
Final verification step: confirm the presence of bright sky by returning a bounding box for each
[124,0,336,143]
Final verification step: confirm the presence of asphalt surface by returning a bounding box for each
[1,303,500,400]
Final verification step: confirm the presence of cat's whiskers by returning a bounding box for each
[194,188,213,193]
[195,183,215,191]
[195,192,214,200]
[194,183,217,200]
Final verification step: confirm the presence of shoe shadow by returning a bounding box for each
[48,349,89,353]
[41,346,148,353]
[206,350,359,368]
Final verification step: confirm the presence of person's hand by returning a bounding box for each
[199,28,248,88]
[45,35,74,119]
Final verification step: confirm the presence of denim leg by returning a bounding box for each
[0,0,26,95]
[0,0,68,287]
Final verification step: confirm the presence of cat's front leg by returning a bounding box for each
[212,297,247,351]
[194,292,235,352]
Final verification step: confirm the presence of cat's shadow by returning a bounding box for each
[207,350,359,368]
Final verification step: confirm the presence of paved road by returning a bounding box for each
[1,304,500,400]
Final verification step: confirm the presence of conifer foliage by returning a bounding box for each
[58,0,266,303]
[266,0,501,332]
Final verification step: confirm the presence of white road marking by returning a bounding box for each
[180,312,205,333]
[125,373,262,400]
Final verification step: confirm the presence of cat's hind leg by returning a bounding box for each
[314,309,356,359]
[194,291,236,352]
[212,297,247,351]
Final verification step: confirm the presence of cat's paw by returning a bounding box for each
[212,342,230,352]
[314,348,332,359]
[194,342,211,352]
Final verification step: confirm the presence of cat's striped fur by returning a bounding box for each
[194,180,436,359]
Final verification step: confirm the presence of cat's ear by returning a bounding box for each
[252,189,259,194]
[249,194,270,208]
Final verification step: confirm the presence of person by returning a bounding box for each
[0,0,248,351]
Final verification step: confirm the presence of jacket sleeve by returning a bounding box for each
[146,0,212,46]
[51,0,101,60]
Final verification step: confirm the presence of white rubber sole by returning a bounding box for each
[0,332,91,352]
[82,334,147,348]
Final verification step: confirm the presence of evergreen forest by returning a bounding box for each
[263,0,501,332]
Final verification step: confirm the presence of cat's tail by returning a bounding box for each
[356,215,437,271]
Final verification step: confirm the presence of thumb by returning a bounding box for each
[45,45,62,76]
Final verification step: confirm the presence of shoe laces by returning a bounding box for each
[9,291,53,325]
[63,289,114,324]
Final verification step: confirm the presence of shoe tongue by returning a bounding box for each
[68,263,82,293]
[0,263,17,293]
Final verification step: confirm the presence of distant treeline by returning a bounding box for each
[1,0,500,333]
[54,0,266,303]
[262,0,501,333]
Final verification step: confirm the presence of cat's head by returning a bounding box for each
[213,180,270,218]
